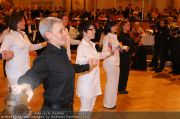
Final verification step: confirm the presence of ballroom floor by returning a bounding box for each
[0,53,180,113]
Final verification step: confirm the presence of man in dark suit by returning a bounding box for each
[124,3,134,19]
[169,17,180,75]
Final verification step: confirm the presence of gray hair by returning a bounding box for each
[39,17,62,40]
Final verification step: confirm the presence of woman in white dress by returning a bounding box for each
[102,21,121,109]
[0,13,47,93]
[76,21,111,113]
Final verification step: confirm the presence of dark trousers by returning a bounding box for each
[131,46,147,70]
[39,100,74,119]
[3,60,6,77]
[170,40,180,74]
[118,52,131,92]
[151,44,167,71]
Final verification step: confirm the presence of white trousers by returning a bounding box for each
[80,96,97,112]
[79,97,97,119]
[103,63,120,108]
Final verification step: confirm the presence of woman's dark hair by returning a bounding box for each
[104,20,118,35]
[78,20,94,37]
[119,19,129,33]
[8,13,25,31]
[59,12,66,19]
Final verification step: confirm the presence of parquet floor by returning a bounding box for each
[0,54,180,114]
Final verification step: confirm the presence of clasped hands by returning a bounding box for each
[108,42,129,55]
[119,42,129,52]
[88,58,98,71]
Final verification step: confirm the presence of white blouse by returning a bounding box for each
[103,33,120,65]
[0,30,42,86]
[76,39,110,98]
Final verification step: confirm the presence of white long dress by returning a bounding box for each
[0,30,43,88]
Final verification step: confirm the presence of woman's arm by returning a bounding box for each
[0,28,9,43]
[29,41,47,51]
[23,32,47,51]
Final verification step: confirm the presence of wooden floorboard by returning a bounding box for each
[0,54,180,113]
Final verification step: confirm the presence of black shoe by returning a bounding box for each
[119,90,128,94]
[169,71,174,74]
[172,72,180,75]
[150,68,156,71]
[148,63,153,67]
[104,105,116,109]
[155,69,162,73]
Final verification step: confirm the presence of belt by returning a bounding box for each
[43,100,73,109]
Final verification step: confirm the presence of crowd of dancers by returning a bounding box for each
[0,5,180,118]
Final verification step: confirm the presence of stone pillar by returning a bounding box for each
[84,0,86,10]
[114,0,117,9]
[173,0,180,9]
[65,0,71,12]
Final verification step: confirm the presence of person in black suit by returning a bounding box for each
[169,16,180,75]
[124,3,134,19]
[152,19,169,73]
[118,20,134,94]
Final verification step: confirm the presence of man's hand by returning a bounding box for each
[155,29,158,33]
[122,46,129,52]
[2,50,14,60]
[21,84,33,102]
[88,58,98,71]
[107,42,114,56]
[11,84,33,102]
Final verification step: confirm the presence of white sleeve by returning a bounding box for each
[98,51,110,60]
[70,38,80,45]
[0,35,13,52]
[111,39,120,51]
[30,43,43,51]
[0,28,9,43]
[76,45,88,65]
[97,36,111,60]
[24,33,43,51]
[29,43,43,51]
[102,36,110,53]
[22,32,43,51]
[69,27,78,39]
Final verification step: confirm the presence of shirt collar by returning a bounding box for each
[81,38,96,48]
[107,33,117,37]
[47,43,67,53]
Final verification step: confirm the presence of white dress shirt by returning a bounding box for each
[76,39,110,98]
